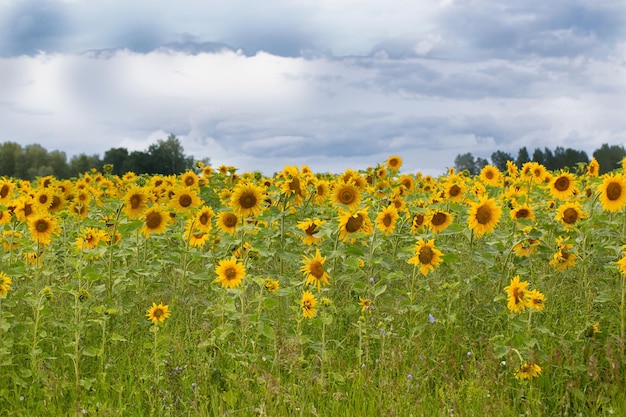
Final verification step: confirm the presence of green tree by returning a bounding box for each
[146,134,194,175]
[593,143,626,174]
[103,147,130,176]
[491,150,514,172]
[516,147,530,167]
[454,153,479,175]
[0,141,23,177]
[69,154,102,177]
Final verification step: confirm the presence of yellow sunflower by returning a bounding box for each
[410,211,427,234]
[13,196,36,222]
[617,255,626,277]
[443,180,466,202]
[180,170,199,188]
[296,218,326,245]
[230,182,265,218]
[69,201,89,219]
[264,278,280,293]
[312,179,331,205]
[407,238,444,276]
[555,202,586,228]
[146,302,170,325]
[141,205,171,237]
[217,211,239,235]
[359,297,373,313]
[506,160,518,178]
[300,248,330,292]
[0,179,15,204]
[428,210,453,234]
[76,227,105,250]
[32,189,54,212]
[513,237,540,257]
[337,208,373,243]
[526,289,546,311]
[0,209,12,225]
[28,213,59,246]
[169,186,202,213]
[386,155,403,171]
[586,158,600,177]
[375,205,399,235]
[504,275,529,313]
[193,206,215,232]
[333,180,362,211]
[510,205,535,223]
[122,186,151,219]
[467,196,502,237]
[479,165,502,187]
[548,172,577,200]
[550,237,577,271]
[397,174,415,191]
[521,162,547,181]
[0,272,12,298]
[301,291,318,319]
[598,173,626,212]
[515,363,542,380]
[214,257,246,289]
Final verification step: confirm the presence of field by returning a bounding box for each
[0,157,625,416]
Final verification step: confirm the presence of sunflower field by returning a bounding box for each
[1,157,626,416]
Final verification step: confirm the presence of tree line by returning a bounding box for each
[454,143,626,175]
[0,135,206,180]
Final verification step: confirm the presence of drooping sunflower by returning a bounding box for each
[301,291,318,319]
[264,278,280,293]
[587,158,600,177]
[337,208,373,243]
[0,272,12,298]
[169,186,202,213]
[375,205,399,235]
[217,211,239,235]
[296,218,326,245]
[504,275,529,313]
[187,230,210,247]
[515,363,542,380]
[386,155,403,171]
[479,165,502,187]
[230,182,265,218]
[549,237,577,271]
[28,213,59,246]
[513,237,540,257]
[214,257,246,289]
[397,174,415,192]
[598,173,626,212]
[555,202,586,228]
[548,172,577,200]
[428,210,453,234]
[122,186,151,219]
[146,302,170,325]
[141,205,171,237]
[300,248,330,292]
[69,201,89,219]
[467,196,502,237]
[407,238,444,276]
[333,180,362,211]
[526,289,546,312]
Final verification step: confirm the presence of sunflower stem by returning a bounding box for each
[106,203,123,301]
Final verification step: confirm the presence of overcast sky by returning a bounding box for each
[0,0,625,176]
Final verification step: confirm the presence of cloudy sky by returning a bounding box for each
[0,0,625,176]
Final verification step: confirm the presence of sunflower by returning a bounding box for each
[28,213,59,246]
[506,160,518,178]
[312,179,331,205]
[301,291,318,319]
[217,211,239,235]
[300,248,330,292]
[214,257,246,289]
[397,174,415,191]
[264,278,280,293]
[187,229,210,247]
[617,255,626,277]
[333,180,362,211]
[194,206,215,232]
[513,237,540,257]
[2,231,21,250]
[587,158,600,177]
[230,182,265,218]
[180,170,199,188]
[598,173,626,212]
[386,155,403,171]
[13,196,36,222]
[467,196,502,237]
[169,186,202,213]
[479,165,502,187]
[410,211,427,234]
[32,189,54,212]
[0,209,12,225]
[146,302,170,325]
[141,205,171,237]
[548,172,577,200]
[201,165,214,178]
[69,201,89,219]
[76,227,105,250]
[504,275,529,313]
[337,208,373,243]
[555,202,586,228]
[408,238,444,276]
[122,186,151,219]
[0,272,12,298]
[515,363,542,380]
[47,192,65,212]
[550,237,576,271]
[526,289,546,311]
[521,162,547,182]
[0,179,15,204]
[428,210,453,234]
[375,205,399,235]
[510,205,535,223]
[359,297,373,313]
[444,180,466,202]
[296,218,326,245]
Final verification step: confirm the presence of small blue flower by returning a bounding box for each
[428,314,435,323]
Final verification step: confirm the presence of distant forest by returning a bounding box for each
[454,143,625,176]
[0,135,209,180]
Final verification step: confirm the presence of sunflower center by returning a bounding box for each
[340,189,355,205]
[130,195,142,209]
[184,177,195,186]
[305,224,318,236]
[512,288,524,303]
[382,214,393,227]
[225,267,237,279]
[36,220,50,232]
[562,208,578,224]
[345,214,364,233]
[475,205,493,225]
[146,212,163,229]
[310,261,325,278]
[418,246,434,264]
[153,308,164,318]
[49,196,61,210]
[198,213,210,225]
[485,170,494,179]
[240,193,257,209]
[38,195,49,205]
[223,214,237,227]
[449,185,461,197]
[606,182,622,201]
[515,209,530,219]
[431,212,447,226]
[554,177,570,192]
[179,194,193,207]
[0,185,9,198]
[413,214,425,227]
[289,177,302,196]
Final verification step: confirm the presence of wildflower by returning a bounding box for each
[428,314,435,323]
[214,258,246,289]
[514,363,542,380]
[146,302,171,325]
[359,297,373,313]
